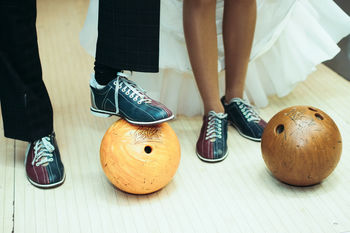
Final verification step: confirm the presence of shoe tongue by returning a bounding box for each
[120,76,141,90]
[230,97,245,105]
[118,76,128,84]
[208,111,227,119]
[117,72,128,78]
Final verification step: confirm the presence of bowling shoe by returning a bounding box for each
[90,72,174,125]
[196,111,228,162]
[25,132,65,188]
[221,97,267,142]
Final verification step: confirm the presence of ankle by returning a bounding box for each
[204,103,225,115]
[225,93,243,104]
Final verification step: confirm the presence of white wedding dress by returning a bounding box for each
[80,0,350,116]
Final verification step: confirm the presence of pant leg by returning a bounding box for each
[96,0,161,72]
[0,0,53,142]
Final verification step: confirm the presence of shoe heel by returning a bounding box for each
[90,109,111,118]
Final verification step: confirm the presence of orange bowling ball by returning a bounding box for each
[261,106,342,186]
[100,119,181,194]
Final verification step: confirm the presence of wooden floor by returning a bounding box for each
[1,0,350,232]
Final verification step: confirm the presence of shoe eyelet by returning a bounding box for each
[137,101,142,104]
[113,81,117,85]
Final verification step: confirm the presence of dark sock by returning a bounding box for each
[94,61,121,85]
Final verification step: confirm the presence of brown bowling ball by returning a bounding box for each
[261,106,342,186]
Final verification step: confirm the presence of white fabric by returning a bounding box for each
[80,0,350,116]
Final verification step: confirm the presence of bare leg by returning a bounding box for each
[183,0,224,114]
[223,0,257,102]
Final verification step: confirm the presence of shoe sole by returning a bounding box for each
[24,144,66,189]
[27,173,66,189]
[228,121,261,142]
[196,150,229,163]
[90,107,175,125]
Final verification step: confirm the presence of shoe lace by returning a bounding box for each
[233,99,260,123]
[32,136,55,166]
[113,72,152,113]
[205,112,227,142]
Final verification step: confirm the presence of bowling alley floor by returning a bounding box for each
[1,0,350,233]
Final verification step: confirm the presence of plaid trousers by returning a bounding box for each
[0,0,161,141]
[0,0,53,142]
[96,0,161,72]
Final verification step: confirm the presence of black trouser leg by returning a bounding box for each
[93,61,121,85]
[95,0,161,73]
[0,0,53,142]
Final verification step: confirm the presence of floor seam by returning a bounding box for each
[12,141,16,233]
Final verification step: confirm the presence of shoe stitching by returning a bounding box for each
[119,93,156,120]
[232,104,256,136]
[47,165,53,183]
[54,150,62,179]
[93,79,162,121]
[31,149,40,182]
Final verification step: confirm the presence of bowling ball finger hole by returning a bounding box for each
[275,124,284,134]
[144,146,152,154]
[315,113,324,120]
[308,107,317,112]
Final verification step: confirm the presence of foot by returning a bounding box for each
[90,72,174,125]
[25,132,65,188]
[196,111,228,162]
[221,97,267,142]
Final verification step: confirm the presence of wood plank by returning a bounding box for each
[0,114,15,233]
[10,0,350,231]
